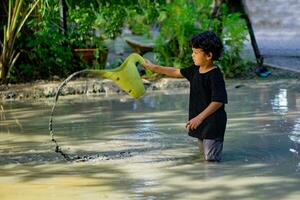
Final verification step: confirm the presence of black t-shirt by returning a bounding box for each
[180,65,228,140]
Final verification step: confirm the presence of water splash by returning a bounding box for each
[49,53,145,161]
[49,69,89,161]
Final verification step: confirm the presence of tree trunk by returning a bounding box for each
[59,0,68,36]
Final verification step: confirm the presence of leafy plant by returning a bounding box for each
[11,1,84,82]
[151,0,248,77]
[67,5,101,48]
[218,5,249,77]
[125,0,163,35]
[0,0,40,83]
[15,24,77,81]
[6,0,249,82]
[154,0,212,68]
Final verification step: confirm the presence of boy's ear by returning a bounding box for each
[206,52,213,60]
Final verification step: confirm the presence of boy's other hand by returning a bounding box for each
[186,116,203,130]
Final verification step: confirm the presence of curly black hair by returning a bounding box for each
[190,31,224,61]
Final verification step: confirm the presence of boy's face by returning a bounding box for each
[192,48,213,67]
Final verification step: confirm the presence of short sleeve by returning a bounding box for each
[210,69,228,104]
[180,66,197,82]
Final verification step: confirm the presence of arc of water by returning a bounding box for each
[49,53,146,161]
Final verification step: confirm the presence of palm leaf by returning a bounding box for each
[7,52,20,78]
[11,0,24,33]
[16,0,40,35]
[1,0,40,82]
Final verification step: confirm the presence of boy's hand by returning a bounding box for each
[186,116,203,130]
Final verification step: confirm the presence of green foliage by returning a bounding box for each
[12,18,83,82]
[93,3,127,39]
[9,0,249,82]
[12,0,117,82]
[0,0,40,83]
[150,0,248,77]
[218,6,249,78]
[154,0,204,68]
[13,0,143,81]
[68,5,105,49]
[11,1,88,82]
[125,0,163,35]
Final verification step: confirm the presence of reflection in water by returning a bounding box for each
[271,88,288,114]
[289,117,300,165]
[290,117,300,144]
[270,88,300,169]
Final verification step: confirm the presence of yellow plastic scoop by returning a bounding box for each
[90,53,146,98]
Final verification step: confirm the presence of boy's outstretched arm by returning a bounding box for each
[142,60,183,78]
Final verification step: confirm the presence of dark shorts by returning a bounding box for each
[198,139,223,162]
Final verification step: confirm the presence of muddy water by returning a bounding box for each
[1,80,300,200]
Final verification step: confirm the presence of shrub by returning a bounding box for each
[152,0,248,77]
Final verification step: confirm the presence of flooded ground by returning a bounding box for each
[1,79,300,200]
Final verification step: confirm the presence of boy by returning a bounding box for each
[142,31,227,162]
